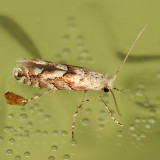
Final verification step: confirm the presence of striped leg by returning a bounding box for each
[98,92,123,127]
[5,89,52,106]
[72,91,87,139]
[27,89,51,103]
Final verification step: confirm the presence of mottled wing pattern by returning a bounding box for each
[14,58,104,91]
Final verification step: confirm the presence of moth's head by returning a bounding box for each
[103,75,121,116]
[103,75,116,92]
[103,87,109,93]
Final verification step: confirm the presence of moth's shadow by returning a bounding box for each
[0,15,41,59]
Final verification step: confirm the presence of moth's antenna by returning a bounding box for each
[109,89,121,116]
[114,25,148,78]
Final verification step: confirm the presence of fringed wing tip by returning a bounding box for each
[16,58,47,66]
[16,58,29,65]
[16,58,37,68]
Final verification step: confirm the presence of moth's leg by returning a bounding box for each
[27,89,52,103]
[114,87,127,92]
[72,91,87,139]
[5,89,52,106]
[98,92,123,127]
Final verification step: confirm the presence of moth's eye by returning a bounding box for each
[103,88,109,92]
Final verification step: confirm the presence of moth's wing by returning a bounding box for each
[15,58,89,90]
[50,64,91,90]
[16,58,68,71]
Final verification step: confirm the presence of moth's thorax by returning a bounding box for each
[103,74,116,90]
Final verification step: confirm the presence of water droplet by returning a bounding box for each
[35,130,41,135]
[61,130,68,136]
[148,116,156,124]
[4,126,14,133]
[98,118,104,123]
[69,24,76,31]
[157,72,160,78]
[8,114,15,119]
[77,57,85,63]
[64,154,70,160]
[139,142,144,146]
[62,48,70,56]
[131,141,136,145]
[137,100,149,108]
[19,113,28,120]
[37,109,44,115]
[150,109,156,116]
[76,35,84,42]
[68,16,75,23]
[4,126,9,132]
[24,130,29,134]
[136,88,145,96]
[15,155,21,160]
[138,82,145,89]
[77,43,84,49]
[29,106,34,112]
[0,136,4,142]
[9,138,15,144]
[62,35,70,42]
[6,149,13,155]
[136,136,141,141]
[14,133,18,137]
[131,132,137,137]
[55,54,62,59]
[85,108,91,114]
[18,127,23,131]
[42,131,48,136]
[71,139,77,146]
[145,123,151,129]
[52,130,58,135]
[86,57,93,63]
[33,104,40,110]
[135,117,141,123]
[18,134,23,138]
[98,124,104,129]
[129,124,135,131]
[24,152,30,157]
[24,134,29,139]
[82,118,89,126]
[155,97,160,105]
[48,156,55,160]
[99,109,105,115]
[116,130,123,138]
[141,117,147,123]
[140,132,146,138]
[20,108,26,112]
[51,145,58,151]
[44,114,51,121]
[81,49,89,57]
[27,122,33,127]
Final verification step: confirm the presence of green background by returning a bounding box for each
[0,0,160,160]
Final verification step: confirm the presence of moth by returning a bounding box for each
[5,25,147,138]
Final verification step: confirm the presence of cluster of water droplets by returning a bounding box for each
[116,107,157,147]
[54,16,93,64]
[1,101,77,159]
[116,79,159,147]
